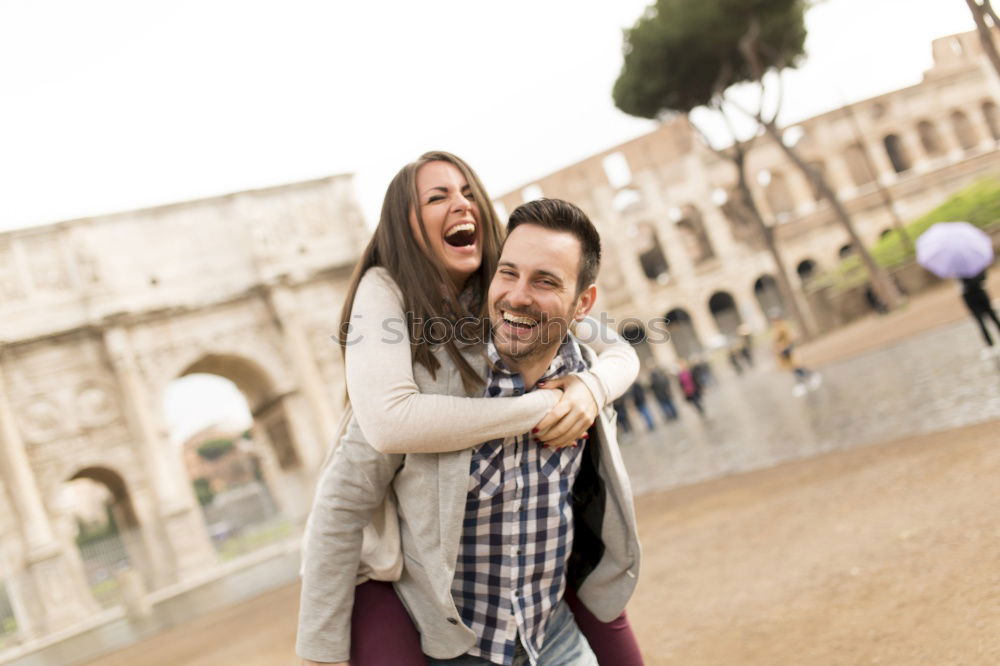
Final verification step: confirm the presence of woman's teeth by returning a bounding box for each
[445,223,476,247]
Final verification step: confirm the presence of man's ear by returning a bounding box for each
[573,284,598,321]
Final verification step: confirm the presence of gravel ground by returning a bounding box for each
[83,419,1000,666]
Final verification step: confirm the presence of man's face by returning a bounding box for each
[488,224,596,364]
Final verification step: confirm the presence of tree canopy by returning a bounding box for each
[613,0,809,118]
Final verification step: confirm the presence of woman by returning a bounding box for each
[299,152,643,665]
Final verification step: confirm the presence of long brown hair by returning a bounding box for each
[337,151,504,394]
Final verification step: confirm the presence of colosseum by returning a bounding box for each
[496,29,1000,364]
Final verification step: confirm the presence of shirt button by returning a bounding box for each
[447,617,459,625]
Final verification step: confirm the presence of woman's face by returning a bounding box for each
[410,160,483,289]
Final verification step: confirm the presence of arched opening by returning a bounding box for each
[796,259,818,284]
[844,143,875,186]
[765,170,795,217]
[753,275,785,319]
[917,120,944,157]
[0,583,15,647]
[675,205,715,264]
[708,291,743,338]
[165,354,294,560]
[60,467,152,608]
[883,134,911,173]
[633,223,669,282]
[664,308,703,360]
[951,110,978,150]
[620,321,655,365]
[805,161,826,201]
[982,101,1000,141]
[838,243,855,260]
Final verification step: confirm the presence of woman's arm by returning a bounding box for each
[572,316,641,406]
[345,268,559,454]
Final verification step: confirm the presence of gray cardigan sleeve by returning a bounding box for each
[296,433,403,663]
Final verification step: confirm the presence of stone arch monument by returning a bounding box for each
[0,174,368,641]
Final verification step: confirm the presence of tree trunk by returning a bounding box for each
[759,120,904,311]
[966,0,1000,80]
[730,146,817,339]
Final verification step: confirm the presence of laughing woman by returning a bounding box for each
[298,151,643,666]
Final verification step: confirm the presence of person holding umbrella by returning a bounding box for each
[916,221,998,358]
[960,270,1000,357]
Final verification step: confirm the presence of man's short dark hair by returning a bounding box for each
[507,198,601,293]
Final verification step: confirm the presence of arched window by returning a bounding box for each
[765,170,795,216]
[675,206,715,264]
[951,111,978,150]
[844,143,875,186]
[883,134,911,173]
[982,101,1000,141]
[753,275,785,318]
[917,120,944,157]
[664,308,704,359]
[796,259,818,284]
[708,291,743,337]
[633,223,669,281]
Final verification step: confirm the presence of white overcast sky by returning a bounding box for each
[0,0,979,443]
[0,0,978,235]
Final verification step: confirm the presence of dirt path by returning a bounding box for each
[83,419,1000,666]
[796,270,1000,368]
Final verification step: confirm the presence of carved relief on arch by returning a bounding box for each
[76,381,119,429]
[18,396,66,444]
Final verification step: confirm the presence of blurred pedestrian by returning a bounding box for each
[613,395,633,436]
[960,269,1000,358]
[737,324,754,366]
[864,282,889,315]
[630,381,656,431]
[691,354,714,388]
[677,359,705,416]
[648,367,678,421]
[771,315,821,396]
[727,347,744,375]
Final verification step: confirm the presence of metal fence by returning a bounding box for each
[0,582,18,649]
[203,481,289,560]
[77,531,132,608]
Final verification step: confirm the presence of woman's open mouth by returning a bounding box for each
[444,222,477,248]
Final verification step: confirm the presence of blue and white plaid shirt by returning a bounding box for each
[451,335,589,666]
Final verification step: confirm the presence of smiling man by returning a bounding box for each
[298,198,641,666]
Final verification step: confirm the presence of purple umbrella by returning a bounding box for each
[916,221,994,279]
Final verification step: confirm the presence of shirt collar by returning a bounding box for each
[486,333,586,386]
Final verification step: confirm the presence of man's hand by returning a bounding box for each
[533,375,597,449]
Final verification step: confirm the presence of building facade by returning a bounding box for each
[0,175,368,644]
[496,30,1000,364]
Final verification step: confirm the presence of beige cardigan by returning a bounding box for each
[343,267,639,455]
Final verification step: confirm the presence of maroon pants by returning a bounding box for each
[350,580,643,665]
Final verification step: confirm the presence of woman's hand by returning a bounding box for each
[533,375,598,449]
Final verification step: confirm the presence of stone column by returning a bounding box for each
[267,285,337,471]
[103,327,217,583]
[0,360,97,636]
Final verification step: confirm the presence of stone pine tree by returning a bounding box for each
[613,0,904,319]
[965,0,1000,80]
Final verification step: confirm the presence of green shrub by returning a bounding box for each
[197,438,234,461]
[816,177,1000,291]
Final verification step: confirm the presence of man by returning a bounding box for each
[298,199,640,665]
